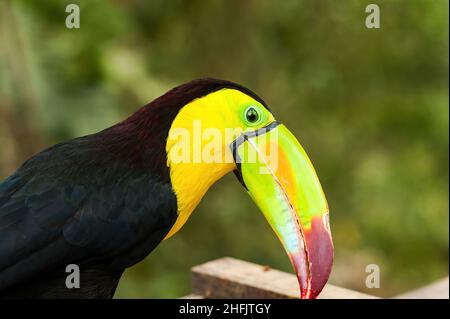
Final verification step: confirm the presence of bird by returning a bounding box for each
[0,78,333,299]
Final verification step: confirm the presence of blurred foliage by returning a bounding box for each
[0,0,448,298]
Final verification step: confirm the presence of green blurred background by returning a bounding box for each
[0,0,448,298]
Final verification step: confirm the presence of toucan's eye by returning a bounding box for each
[245,107,260,124]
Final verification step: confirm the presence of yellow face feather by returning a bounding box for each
[164,88,274,238]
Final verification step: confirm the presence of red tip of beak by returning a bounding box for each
[290,215,334,299]
[305,215,334,298]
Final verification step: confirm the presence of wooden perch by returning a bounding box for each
[189,257,378,299]
[394,277,449,299]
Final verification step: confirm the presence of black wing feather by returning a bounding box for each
[0,138,177,292]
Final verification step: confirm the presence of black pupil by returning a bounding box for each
[246,108,259,123]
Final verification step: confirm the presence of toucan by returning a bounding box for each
[0,78,333,299]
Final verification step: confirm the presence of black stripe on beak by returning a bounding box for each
[231,121,281,190]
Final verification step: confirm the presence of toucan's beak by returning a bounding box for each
[231,121,333,299]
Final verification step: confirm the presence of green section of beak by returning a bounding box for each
[232,122,333,299]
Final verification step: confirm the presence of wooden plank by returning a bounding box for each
[191,257,378,299]
[394,277,449,299]
[180,294,205,299]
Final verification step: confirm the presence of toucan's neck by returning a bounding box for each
[96,106,174,182]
